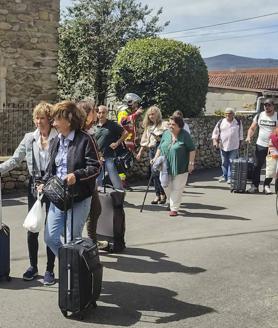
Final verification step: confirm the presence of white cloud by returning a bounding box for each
[60,0,278,59]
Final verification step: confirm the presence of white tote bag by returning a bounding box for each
[265,155,278,179]
[23,194,45,233]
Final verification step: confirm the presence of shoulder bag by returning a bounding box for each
[43,176,72,211]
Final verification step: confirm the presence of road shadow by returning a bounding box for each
[183,190,205,195]
[188,168,222,183]
[191,185,230,191]
[2,199,27,207]
[180,203,226,211]
[179,210,251,221]
[124,200,166,212]
[100,247,206,275]
[81,281,215,325]
[0,276,57,290]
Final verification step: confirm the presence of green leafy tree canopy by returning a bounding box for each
[58,0,169,103]
[111,37,208,117]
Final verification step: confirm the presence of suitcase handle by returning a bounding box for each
[63,182,74,244]
[244,141,250,159]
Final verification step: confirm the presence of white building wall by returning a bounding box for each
[206,88,258,114]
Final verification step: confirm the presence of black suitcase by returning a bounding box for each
[0,174,11,282]
[58,192,103,318]
[97,188,126,253]
[230,157,248,193]
[247,157,255,180]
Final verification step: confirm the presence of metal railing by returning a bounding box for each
[0,103,34,156]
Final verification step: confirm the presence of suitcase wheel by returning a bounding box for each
[78,313,84,321]
[91,301,97,308]
[6,275,11,282]
[77,310,85,321]
[108,242,114,253]
[61,310,68,318]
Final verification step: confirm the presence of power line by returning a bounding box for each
[161,12,278,35]
[193,29,278,43]
[172,24,278,39]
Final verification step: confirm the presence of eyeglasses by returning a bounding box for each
[264,103,273,107]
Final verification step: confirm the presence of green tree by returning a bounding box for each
[58,0,169,103]
[111,37,208,117]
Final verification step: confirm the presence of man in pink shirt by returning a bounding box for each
[212,107,243,183]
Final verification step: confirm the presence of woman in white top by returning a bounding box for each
[136,106,168,204]
[0,102,57,284]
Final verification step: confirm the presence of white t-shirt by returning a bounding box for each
[254,111,278,147]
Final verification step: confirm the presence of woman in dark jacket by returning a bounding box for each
[43,101,100,257]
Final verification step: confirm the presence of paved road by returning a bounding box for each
[1,168,278,328]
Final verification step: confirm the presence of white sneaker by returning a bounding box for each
[97,240,109,249]
[227,178,231,184]
[218,176,226,183]
[264,185,272,195]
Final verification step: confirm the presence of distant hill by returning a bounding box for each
[204,54,278,71]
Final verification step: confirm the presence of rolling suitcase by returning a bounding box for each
[97,188,126,252]
[58,190,103,319]
[247,157,255,181]
[0,174,11,281]
[97,161,126,253]
[230,158,248,193]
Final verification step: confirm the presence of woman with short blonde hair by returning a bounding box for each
[0,101,57,284]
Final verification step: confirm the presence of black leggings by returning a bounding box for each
[252,145,272,188]
[27,178,55,272]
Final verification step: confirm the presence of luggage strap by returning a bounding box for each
[80,247,99,273]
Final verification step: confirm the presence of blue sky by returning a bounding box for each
[60,0,278,59]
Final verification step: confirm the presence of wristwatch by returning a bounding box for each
[189,161,194,165]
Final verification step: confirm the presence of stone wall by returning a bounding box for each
[0,115,256,191]
[128,115,256,180]
[0,0,59,104]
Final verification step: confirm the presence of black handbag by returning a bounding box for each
[43,176,72,211]
[114,143,134,174]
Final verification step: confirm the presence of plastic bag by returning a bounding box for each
[265,155,277,179]
[23,194,45,233]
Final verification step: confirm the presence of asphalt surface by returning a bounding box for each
[1,168,278,328]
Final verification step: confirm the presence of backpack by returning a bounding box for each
[217,117,241,133]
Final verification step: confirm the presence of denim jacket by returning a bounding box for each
[0,128,57,177]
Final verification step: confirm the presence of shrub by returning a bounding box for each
[111,37,208,117]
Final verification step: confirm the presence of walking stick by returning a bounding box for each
[140,170,154,213]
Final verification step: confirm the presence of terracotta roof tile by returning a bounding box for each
[209,68,278,91]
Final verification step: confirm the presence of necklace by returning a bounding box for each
[40,135,48,149]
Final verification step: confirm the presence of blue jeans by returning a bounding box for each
[97,157,124,190]
[220,148,239,180]
[44,197,91,257]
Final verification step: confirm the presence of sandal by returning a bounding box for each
[159,195,167,204]
[151,196,161,204]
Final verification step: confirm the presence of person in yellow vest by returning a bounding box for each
[117,93,144,187]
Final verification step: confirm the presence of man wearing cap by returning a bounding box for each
[212,107,243,183]
[246,98,277,194]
